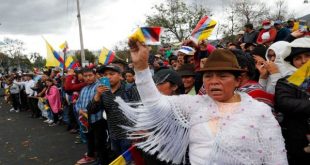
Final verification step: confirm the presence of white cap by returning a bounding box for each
[177,46,196,56]
[238,30,245,35]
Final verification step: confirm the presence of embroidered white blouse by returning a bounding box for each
[116,68,288,165]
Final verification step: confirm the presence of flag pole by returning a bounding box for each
[76,0,86,66]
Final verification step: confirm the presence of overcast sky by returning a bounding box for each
[0,0,309,58]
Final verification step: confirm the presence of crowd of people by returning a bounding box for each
[0,18,310,165]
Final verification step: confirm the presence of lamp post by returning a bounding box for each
[76,0,86,66]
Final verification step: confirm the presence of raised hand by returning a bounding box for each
[94,85,110,102]
[291,29,305,38]
[129,40,150,71]
[256,61,268,79]
[264,61,279,74]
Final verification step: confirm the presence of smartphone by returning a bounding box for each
[99,77,111,88]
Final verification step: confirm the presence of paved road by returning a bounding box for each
[0,96,86,165]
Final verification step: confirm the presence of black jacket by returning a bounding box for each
[87,81,140,139]
[275,77,310,163]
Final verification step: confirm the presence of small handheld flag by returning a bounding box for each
[109,146,144,165]
[129,27,163,45]
[287,60,310,86]
[99,47,115,65]
[190,16,217,44]
[79,113,89,133]
[59,41,68,53]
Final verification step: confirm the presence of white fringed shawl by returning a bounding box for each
[115,95,194,164]
[115,68,288,165]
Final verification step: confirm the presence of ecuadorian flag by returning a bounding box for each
[99,47,115,65]
[287,60,310,86]
[109,146,144,165]
[129,27,163,45]
[65,56,79,69]
[45,40,64,67]
[190,16,217,43]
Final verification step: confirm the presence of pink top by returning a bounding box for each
[45,85,62,113]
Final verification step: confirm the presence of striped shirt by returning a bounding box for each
[89,81,140,139]
[75,81,103,123]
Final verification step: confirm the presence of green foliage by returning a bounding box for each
[75,49,96,64]
[0,52,11,73]
[145,0,210,42]
[18,55,33,70]
[31,53,46,68]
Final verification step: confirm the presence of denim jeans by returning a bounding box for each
[62,105,70,125]
[47,110,53,121]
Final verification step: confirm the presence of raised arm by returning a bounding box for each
[116,41,203,164]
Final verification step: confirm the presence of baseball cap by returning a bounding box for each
[238,30,245,35]
[262,20,271,25]
[274,20,282,25]
[177,46,196,56]
[153,69,182,87]
[97,64,121,74]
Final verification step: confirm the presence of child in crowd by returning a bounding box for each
[45,78,62,126]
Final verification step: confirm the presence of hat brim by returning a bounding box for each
[197,67,247,73]
[284,47,310,62]
[178,50,194,56]
[178,70,196,77]
[97,66,121,74]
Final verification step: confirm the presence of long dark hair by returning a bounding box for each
[46,78,54,94]
[230,49,258,81]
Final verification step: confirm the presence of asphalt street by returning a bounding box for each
[0,94,86,165]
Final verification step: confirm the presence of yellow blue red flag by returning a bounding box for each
[65,56,80,69]
[99,47,115,65]
[45,40,64,67]
[109,146,144,165]
[287,60,310,86]
[129,27,163,45]
[190,16,217,43]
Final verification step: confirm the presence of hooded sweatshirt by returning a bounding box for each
[259,41,293,94]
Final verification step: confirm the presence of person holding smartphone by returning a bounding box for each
[88,64,140,157]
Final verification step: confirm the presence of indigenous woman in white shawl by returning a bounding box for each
[117,41,288,165]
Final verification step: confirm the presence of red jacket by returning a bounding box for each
[64,75,87,92]
[256,28,277,45]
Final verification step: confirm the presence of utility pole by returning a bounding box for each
[76,0,86,66]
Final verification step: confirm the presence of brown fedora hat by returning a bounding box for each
[177,64,196,77]
[198,49,246,72]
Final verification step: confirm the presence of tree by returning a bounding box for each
[1,38,25,71]
[113,41,131,63]
[222,2,239,38]
[272,0,288,20]
[0,52,11,73]
[30,52,46,68]
[75,49,96,64]
[233,0,270,26]
[145,0,211,43]
[18,55,33,72]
